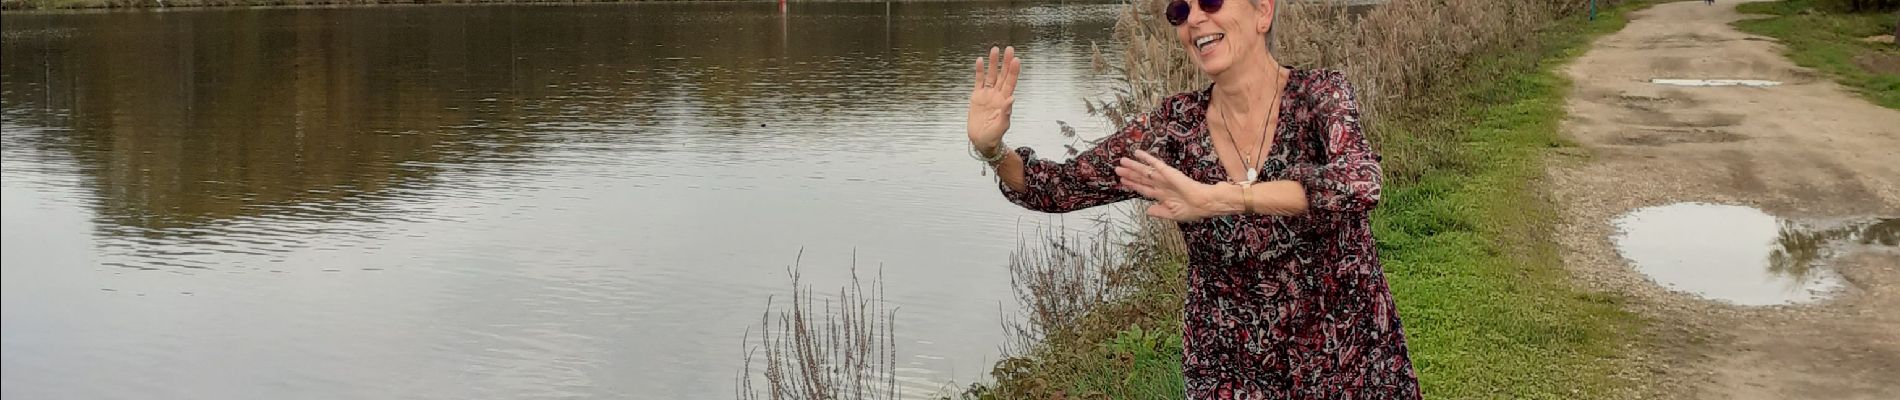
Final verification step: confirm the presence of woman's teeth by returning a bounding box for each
[1195,33,1224,51]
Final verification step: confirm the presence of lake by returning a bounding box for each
[0,2,1131,398]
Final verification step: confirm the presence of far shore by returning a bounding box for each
[1,0,1388,13]
[3,0,1039,13]
[0,0,915,13]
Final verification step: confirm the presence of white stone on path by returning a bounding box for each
[1649,79,1783,87]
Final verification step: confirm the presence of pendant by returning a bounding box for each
[1245,168,1258,183]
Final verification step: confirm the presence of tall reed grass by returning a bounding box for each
[736,252,899,400]
[998,210,1190,351]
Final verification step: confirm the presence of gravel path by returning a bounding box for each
[1550,1,1900,399]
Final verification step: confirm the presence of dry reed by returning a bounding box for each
[737,251,899,400]
[998,211,1185,354]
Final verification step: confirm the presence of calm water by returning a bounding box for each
[0,2,1129,398]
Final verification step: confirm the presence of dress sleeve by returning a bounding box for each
[999,99,1178,214]
[1284,71,1382,213]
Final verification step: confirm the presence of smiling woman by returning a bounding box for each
[963,0,1421,398]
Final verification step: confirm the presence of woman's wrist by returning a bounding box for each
[972,137,1004,155]
[1197,182,1247,216]
[970,138,1008,165]
[1238,181,1254,215]
[984,143,1008,159]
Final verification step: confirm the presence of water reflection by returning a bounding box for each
[1613,202,1895,306]
[2,2,1124,399]
[3,3,1119,269]
[1768,218,1899,283]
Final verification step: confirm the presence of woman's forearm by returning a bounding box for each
[1203,180,1309,217]
[981,143,1030,192]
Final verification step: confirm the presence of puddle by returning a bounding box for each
[1649,79,1783,87]
[1612,203,1897,306]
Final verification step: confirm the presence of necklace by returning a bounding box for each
[1216,71,1283,184]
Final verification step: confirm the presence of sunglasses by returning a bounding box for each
[1165,0,1225,26]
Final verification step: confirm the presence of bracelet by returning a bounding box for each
[970,141,1008,166]
[1237,181,1255,215]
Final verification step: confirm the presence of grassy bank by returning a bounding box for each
[731,1,1655,399]
[1734,0,1900,109]
[961,1,1653,399]
[1365,3,1645,396]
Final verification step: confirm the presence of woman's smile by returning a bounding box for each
[1193,32,1226,58]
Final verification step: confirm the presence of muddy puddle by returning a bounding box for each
[1613,203,1897,305]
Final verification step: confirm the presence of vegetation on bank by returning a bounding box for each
[952,1,1653,399]
[739,1,1655,399]
[1734,0,1900,109]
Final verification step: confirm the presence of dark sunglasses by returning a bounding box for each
[1165,0,1225,26]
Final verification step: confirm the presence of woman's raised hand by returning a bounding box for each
[967,46,1021,153]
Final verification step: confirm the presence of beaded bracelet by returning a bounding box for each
[970,142,1008,175]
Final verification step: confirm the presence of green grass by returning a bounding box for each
[961,258,1190,399]
[1356,3,1647,398]
[966,2,1654,399]
[1735,0,1900,109]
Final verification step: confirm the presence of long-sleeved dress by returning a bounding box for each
[998,68,1422,399]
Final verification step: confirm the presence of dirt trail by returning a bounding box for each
[1551,1,1900,399]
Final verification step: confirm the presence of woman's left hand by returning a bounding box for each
[1115,150,1221,222]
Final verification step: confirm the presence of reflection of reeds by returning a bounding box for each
[1768,218,1900,282]
[1769,221,1831,282]
[1858,218,1898,246]
[737,252,898,400]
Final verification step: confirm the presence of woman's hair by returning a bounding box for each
[1251,0,1278,56]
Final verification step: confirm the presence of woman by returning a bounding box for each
[965,0,1420,398]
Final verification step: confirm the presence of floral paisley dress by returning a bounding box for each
[998,68,1421,399]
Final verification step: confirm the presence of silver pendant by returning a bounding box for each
[1245,168,1258,183]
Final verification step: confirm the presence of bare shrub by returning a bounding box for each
[978,211,1190,399]
[737,252,898,400]
[999,210,1184,353]
[1002,221,1120,350]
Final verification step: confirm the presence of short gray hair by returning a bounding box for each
[1254,0,1277,56]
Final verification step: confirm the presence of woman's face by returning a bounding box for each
[1173,0,1272,77]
